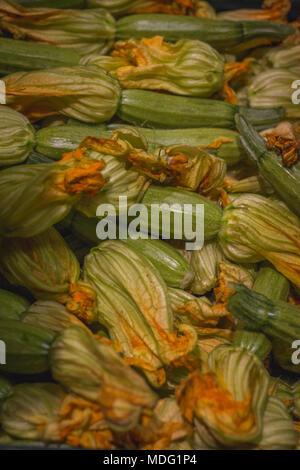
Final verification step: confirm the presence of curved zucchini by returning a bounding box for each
[0,321,54,375]
[118,90,284,130]
[116,14,295,52]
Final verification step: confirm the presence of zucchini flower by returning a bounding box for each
[0,288,30,321]
[0,1,116,56]
[0,383,115,449]
[185,239,224,295]
[217,0,291,23]
[84,241,197,387]
[0,228,98,323]
[22,301,91,334]
[176,345,272,449]
[111,36,225,97]
[0,151,106,238]
[0,106,35,167]
[255,396,297,450]
[50,326,158,431]
[117,397,190,450]
[248,69,300,118]
[265,44,300,74]
[4,65,121,123]
[218,193,300,288]
[227,284,300,373]
[168,288,229,329]
[253,264,290,302]
[70,133,149,218]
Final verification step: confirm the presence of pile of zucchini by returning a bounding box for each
[0,0,300,451]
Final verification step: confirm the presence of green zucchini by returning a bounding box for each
[116,14,295,52]
[35,126,110,160]
[118,90,285,130]
[122,239,194,289]
[253,265,290,302]
[15,0,85,6]
[0,321,54,375]
[228,284,300,374]
[140,185,222,242]
[107,125,244,166]
[0,289,30,322]
[0,38,80,76]
[233,330,272,362]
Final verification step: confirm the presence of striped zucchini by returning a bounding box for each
[0,38,80,76]
[141,185,222,242]
[118,90,285,130]
[228,284,300,374]
[0,320,54,374]
[253,265,290,302]
[14,1,85,6]
[122,239,194,289]
[35,126,110,160]
[116,14,295,52]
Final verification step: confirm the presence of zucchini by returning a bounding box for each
[0,38,80,76]
[122,239,194,289]
[107,125,244,166]
[35,125,110,160]
[233,330,272,362]
[227,284,300,374]
[118,90,285,130]
[253,265,290,302]
[15,0,85,6]
[116,14,295,52]
[141,185,222,242]
[0,321,54,375]
[0,289,30,322]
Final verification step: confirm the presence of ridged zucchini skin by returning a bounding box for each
[116,15,295,52]
[0,289,30,322]
[118,90,284,130]
[0,321,54,375]
[14,0,85,7]
[141,185,222,242]
[227,284,300,374]
[0,38,80,76]
[253,266,290,302]
[122,239,194,289]
[35,126,110,160]
[107,125,243,166]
